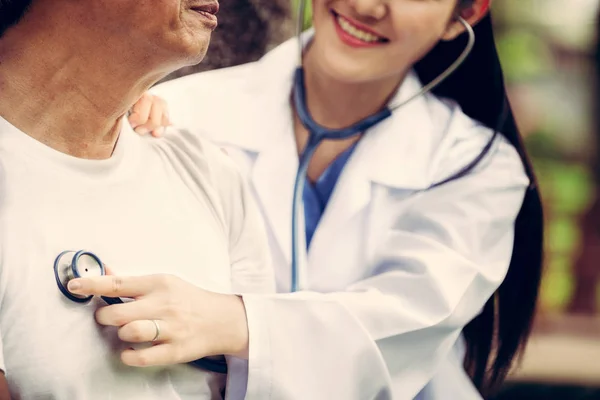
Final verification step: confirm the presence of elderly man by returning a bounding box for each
[0,0,274,398]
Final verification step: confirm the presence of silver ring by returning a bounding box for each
[151,320,161,342]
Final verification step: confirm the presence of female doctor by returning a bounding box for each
[70,0,544,398]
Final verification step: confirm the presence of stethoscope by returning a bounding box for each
[53,250,229,374]
[290,4,478,292]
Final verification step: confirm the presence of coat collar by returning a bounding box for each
[221,32,448,191]
[215,34,457,270]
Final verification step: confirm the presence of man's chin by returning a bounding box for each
[184,48,209,68]
[173,37,211,68]
[192,31,213,55]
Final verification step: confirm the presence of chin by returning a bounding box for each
[175,33,212,65]
[186,46,209,66]
[316,50,379,84]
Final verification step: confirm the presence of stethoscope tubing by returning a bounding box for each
[290,0,478,293]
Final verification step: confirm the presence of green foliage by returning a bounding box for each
[531,158,595,309]
[540,254,574,311]
[495,30,554,83]
[547,217,580,255]
[291,0,313,30]
[532,159,593,215]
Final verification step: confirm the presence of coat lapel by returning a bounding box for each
[225,38,302,267]
[250,122,299,266]
[206,35,455,279]
[307,71,444,271]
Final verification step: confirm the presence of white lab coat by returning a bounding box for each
[152,36,529,400]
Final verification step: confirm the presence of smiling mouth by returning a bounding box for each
[331,10,388,44]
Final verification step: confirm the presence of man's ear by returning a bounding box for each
[441,0,491,41]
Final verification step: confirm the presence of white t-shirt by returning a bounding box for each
[0,116,274,399]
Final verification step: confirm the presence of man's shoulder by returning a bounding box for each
[155,126,244,195]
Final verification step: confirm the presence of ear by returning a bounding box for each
[441,0,492,41]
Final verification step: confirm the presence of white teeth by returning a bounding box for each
[336,15,380,43]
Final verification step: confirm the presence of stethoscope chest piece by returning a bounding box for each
[54,250,105,303]
[52,249,228,373]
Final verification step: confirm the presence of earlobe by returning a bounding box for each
[441,17,467,41]
[441,0,492,41]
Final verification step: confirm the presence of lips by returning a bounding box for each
[189,0,219,29]
[190,0,219,15]
[331,10,389,45]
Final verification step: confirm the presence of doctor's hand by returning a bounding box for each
[66,274,250,367]
[129,93,171,138]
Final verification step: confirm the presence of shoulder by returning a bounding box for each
[149,125,251,244]
[155,126,244,190]
[425,96,528,189]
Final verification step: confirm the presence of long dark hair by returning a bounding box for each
[414,13,544,395]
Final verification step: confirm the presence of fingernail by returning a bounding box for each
[152,127,165,137]
[68,280,82,292]
[136,128,149,135]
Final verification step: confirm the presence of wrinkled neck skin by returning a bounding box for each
[0,7,176,160]
[299,44,406,131]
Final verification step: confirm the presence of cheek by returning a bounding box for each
[88,0,182,37]
[143,1,183,28]
[128,0,183,28]
[388,14,450,62]
[311,0,330,22]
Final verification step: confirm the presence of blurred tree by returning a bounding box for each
[568,10,600,315]
[161,0,293,82]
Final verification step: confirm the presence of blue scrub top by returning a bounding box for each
[303,143,358,248]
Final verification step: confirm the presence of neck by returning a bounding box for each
[300,46,405,130]
[0,12,171,159]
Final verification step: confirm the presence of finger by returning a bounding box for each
[129,94,153,130]
[148,100,165,131]
[103,264,116,276]
[151,127,165,138]
[68,274,157,298]
[122,343,182,367]
[161,107,171,127]
[95,298,156,327]
[118,319,168,343]
[134,98,166,135]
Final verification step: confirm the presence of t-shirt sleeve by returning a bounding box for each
[202,142,276,295]
[191,138,275,400]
